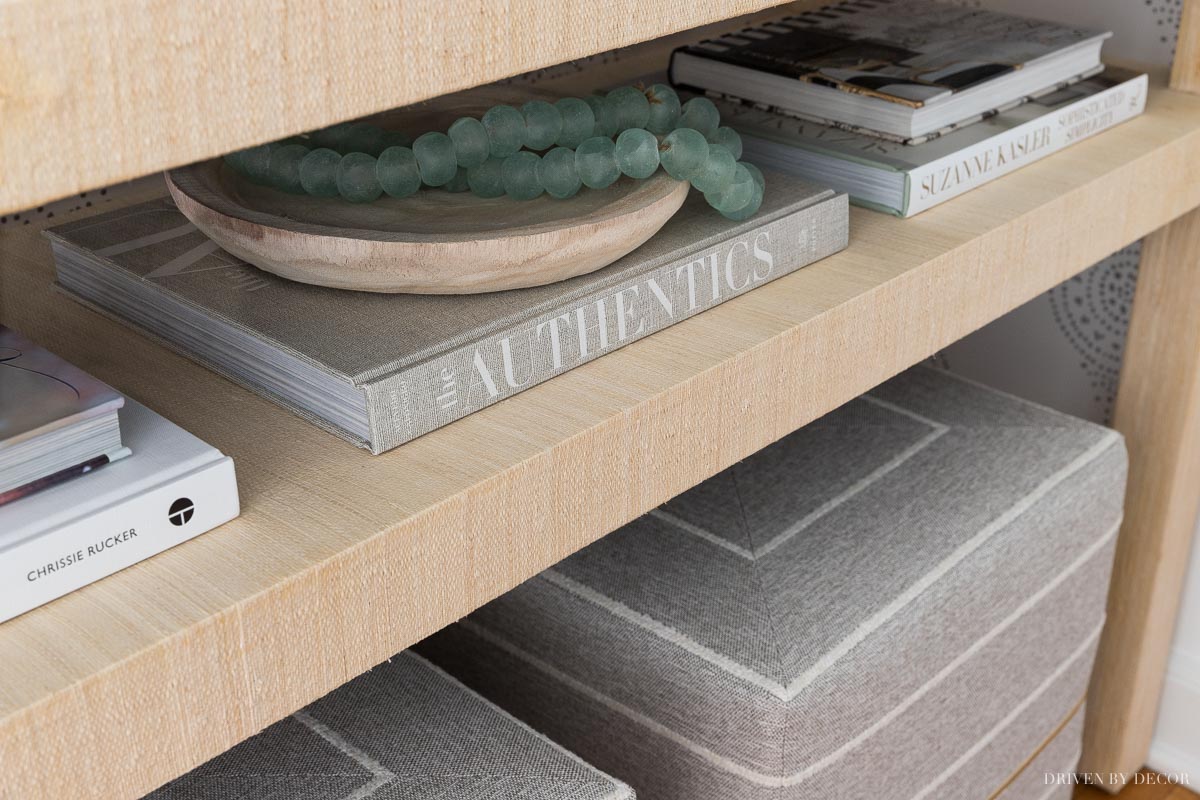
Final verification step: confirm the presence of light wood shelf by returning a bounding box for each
[2,69,1199,800]
[0,0,810,216]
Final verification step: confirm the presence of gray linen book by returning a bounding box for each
[47,178,847,453]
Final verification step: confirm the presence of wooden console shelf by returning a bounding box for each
[2,71,1199,800]
[0,0,805,216]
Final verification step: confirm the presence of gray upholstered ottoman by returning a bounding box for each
[418,366,1126,800]
[146,651,634,799]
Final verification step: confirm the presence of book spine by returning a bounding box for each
[363,195,849,453]
[904,74,1149,216]
[0,458,239,623]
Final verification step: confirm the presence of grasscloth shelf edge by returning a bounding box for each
[2,75,1200,800]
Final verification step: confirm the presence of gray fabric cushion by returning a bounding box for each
[145,651,634,800]
[997,706,1084,800]
[418,366,1126,799]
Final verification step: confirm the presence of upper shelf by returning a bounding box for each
[1,68,1198,800]
[0,0,815,216]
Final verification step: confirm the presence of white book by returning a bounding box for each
[0,398,239,623]
[721,68,1147,217]
[669,0,1110,141]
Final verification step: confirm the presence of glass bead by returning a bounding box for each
[705,163,753,215]
[521,100,563,151]
[379,130,414,150]
[236,145,272,183]
[443,166,471,192]
[742,162,765,190]
[502,151,544,200]
[575,137,620,189]
[537,146,582,199]
[614,128,660,179]
[678,96,721,139]
[448,117,490,169]
[690,143,737,194]
[376,146,421,198]
[342,122,388,155]
[709,126,743,160]
[266,143,310,193]
[607,86,651,131]
[336,152,383,203]
[412,131,457,187]
[308,122,355,150]
[555,97,595,149]
[722,178,764,221]
[584,95,618,138]
[658,128,709,181]
[645,84,681,135]
[298,148,342,197]
[467,158,506,198]
[482,105,526,158]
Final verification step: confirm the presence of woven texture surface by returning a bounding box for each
[145,651,633,799]
[418,366,1127,799]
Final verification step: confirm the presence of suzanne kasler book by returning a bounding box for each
[0,325,130,503]
[46,176,848,454]
[722,68,1148,217]
[0,399,238,623]
[668,0,1110,142]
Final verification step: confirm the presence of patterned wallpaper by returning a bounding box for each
[937,0,1181,423]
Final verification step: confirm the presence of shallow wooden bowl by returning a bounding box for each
[166,158,689,294]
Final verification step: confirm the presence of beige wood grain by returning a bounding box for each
[1,72,1198,800]
[0,0,819,216]
[1077,2,1200,788]
[167,162,689,293]
[1079,210,1200,787]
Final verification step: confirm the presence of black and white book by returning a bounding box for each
[46,175,847,454]
[0,325,130,504]
[0,399,239,622]
[669,0,1110,142]
[721,68,1147,217]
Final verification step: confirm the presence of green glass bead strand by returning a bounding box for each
[297,148,343,197]
[335,152,384,203]
[584,95,618,138]
[554,97,595,149]
[481,105,526,158]
[575,136,620,189]
[537,146,582,199]
[613,128,659,180]
[466,158,506,198]
[658,128,709,182]
[447,117,490,168]
[709,126,743,160]
[443,167,471,193]
[704,163,754,215]
[645,84,681,135]
[690,143,736,195]
[502,151,544,200]
[412,131,458,187]
[721,175,764,221]
[678,96,721,139]
[606,86,650,131]
[376,146,422,198]
[266,143,311,193]
[521,100,563,151]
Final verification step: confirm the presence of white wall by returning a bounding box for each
[942,0,1200,776]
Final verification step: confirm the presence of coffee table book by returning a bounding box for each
[0,399,239,623]
[0,325,129,503]
[668,0,1110,142]
[723,69,1148,217]
[46,176,847,454]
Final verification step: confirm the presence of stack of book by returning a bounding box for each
[0,326,239,623]
[46,172,848,454]
[669,0,1145,216]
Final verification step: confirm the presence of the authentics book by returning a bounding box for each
[46,176,848,454]
[0,325,130,503]
[0,399,238,623]
[669,0,1110,142]
[722,68,1148,217]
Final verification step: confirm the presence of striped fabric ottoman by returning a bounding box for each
[418,366,1127,800]
[145,651,634,799]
